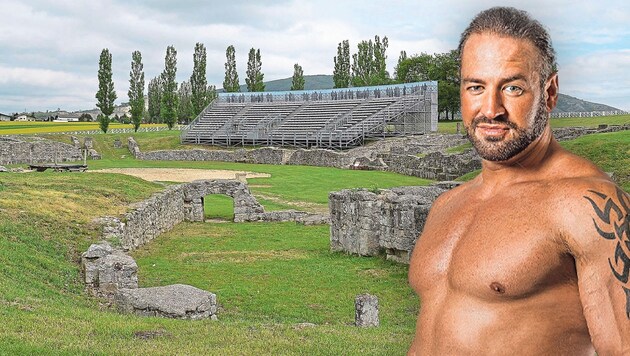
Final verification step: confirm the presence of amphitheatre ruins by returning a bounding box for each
[1,81,628,324]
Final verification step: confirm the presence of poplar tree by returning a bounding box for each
[351,35,389,87]
[291,63,305,91]
[178,80,193,123]
[245,48,265,92]
[128,50,145,132]
[223,45,240,92]
[333,40,350,88]
[147,75,163,123]
[96,48,116,133]
[161,45,178,129]
[190,42,209,117]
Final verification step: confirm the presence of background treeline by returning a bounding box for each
[95,35,462,133]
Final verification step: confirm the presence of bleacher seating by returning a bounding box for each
[181,81,438,149]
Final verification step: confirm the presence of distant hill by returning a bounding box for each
[554,93,619,113]
[233,75,619,113]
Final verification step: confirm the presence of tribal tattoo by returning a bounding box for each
[584,187,630,318]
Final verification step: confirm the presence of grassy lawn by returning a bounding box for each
[0,167,418,354]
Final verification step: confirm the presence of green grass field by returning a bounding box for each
[0,121,171,135]
[0,117,628,354]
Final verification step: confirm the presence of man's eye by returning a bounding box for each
[467,85,483,94]
[504,85,523,95]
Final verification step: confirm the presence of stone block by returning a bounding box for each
[81,242,138,297]
[355,294,379,327]
[116,284,217,320]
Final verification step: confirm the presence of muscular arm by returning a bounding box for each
[564,183,630,354]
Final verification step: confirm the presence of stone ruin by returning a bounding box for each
[81,242,218,320]
[329,185,448,263]
[97,179,327,251]
[355,294,379,327]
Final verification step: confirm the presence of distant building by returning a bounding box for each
[0,113,11,121]
[54,113,82,122]
[15,114,36,121]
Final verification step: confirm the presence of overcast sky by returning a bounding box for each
[0,0,629,114]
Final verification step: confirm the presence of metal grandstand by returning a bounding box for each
[180,81,438,150]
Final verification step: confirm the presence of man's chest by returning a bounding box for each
[409,193,575,300]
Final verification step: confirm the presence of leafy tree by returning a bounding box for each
[351,35,389,87]
[160,45,178,129]
[207,84,218,102]
[223,45,240,92]
[178,80,193,123]
[98,114,109,133]
[78,113,92,122]
[395,52,433,83]
[395,50,460,119]
[291,63,305,91]
[245,48,265,92]
[333,40,350,88]
[128,50,145,132]
[373,35,389,84]
[95,48,116,133]
[394,50,407,81]
[147,75,163,123]
[190,42,210,117]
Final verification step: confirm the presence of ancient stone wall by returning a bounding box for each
[100,179,326,251]
[380,150,481,181]
[0,136,82,165]
[329,185,446,263]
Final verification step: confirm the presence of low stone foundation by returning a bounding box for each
[329,185,446,263]
[0,136,83,165]
[98,179,327,251]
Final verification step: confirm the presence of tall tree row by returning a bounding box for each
[291,63,305,91]
[223,45,240,92]
[190,42,210,117]
[147,76,162,123]
[351,35,389,87]
[161,45,178,129]
[128,50,145,132]
[333,40,351,88]
[246,48,265,92]
[178,80,193,123]
[96,48,116,133]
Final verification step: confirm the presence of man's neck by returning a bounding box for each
[478,124,558,187]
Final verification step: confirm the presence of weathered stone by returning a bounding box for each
[81,242,138,297]
[329,186,445,263]
[84,137,94,149]
[88,149,101,160]
[355,294,379,327]
[113,138,122,148]
[115,284,217,320]
[70,136,81,148]
[0,166,8,172]
[0,136,82,165]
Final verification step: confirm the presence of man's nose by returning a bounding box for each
[481,90,505,119]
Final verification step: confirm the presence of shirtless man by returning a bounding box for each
[408,7,630,355]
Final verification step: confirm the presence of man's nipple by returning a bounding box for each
[490,282,506,294]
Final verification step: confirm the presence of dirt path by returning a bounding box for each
[89,168,271,182]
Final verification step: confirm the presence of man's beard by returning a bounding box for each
[466,97,548,162]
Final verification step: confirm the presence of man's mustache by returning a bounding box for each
[470,116,519,131]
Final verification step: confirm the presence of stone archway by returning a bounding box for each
[183,180,264,223]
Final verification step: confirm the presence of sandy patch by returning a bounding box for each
[90,168,270,182]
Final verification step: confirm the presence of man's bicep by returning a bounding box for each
[573,186,630,352]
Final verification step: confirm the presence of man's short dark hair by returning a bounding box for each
[458,7,557,85]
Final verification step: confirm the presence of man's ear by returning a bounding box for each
[545,73,559,112]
